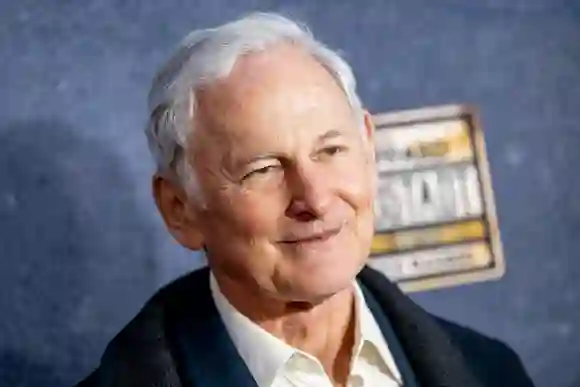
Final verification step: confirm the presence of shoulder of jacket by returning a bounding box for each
[78,268,210,387]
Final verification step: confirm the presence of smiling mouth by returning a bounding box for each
[280,227,342,245]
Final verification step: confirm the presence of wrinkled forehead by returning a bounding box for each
[191,44,357,149]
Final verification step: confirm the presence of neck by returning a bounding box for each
[213,270,356,386]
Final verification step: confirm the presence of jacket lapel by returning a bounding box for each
[358,281,420,387]
[164,268,259,387]
[358,266,484,387]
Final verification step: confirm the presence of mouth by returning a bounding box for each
[280,226,342,245]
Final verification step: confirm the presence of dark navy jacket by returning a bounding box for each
[76,266,535,387]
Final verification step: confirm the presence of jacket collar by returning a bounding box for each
[357,267,483,387]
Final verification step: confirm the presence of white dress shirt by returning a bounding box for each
[210,273,403,387]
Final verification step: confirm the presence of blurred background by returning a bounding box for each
[1,1,579,386]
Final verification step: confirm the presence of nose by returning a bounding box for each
[285,163,333,221]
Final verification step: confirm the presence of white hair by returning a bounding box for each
[145,12,364,200]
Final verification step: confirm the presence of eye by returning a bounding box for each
[321,145,347,156]
[243,165,280,180]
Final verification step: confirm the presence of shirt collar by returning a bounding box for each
[353,279,403,383]
[210,273,295,387]
[210,272,401,386]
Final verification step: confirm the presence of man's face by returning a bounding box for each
[188,44,376,301]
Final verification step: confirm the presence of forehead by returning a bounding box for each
[192,43,356,148]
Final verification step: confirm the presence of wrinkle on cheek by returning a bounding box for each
[208,184,274,237]
[241,198,278,231]
[337,167,374,209]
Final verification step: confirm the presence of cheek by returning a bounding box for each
[333,158,376,250]
[222,191,284,238]
[335,159,376,213]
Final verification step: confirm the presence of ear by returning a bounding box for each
[362,110,375,143]
[152,174,205,250]
[362,110,376,160]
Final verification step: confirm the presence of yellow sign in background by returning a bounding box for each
[369,105,505,292]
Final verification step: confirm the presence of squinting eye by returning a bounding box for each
[322,146,346,156]
[243,165,279,180]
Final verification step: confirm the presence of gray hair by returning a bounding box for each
[145,12,364,199]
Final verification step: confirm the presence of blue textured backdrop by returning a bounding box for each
[1,1,579,386]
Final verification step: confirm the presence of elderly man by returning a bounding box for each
[77,12,534,387]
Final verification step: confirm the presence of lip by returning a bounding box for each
[280,226,342,245]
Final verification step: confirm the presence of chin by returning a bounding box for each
[285,256,364,301]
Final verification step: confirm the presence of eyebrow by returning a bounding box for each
[317,129,344,144]
[242,152,279,166]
